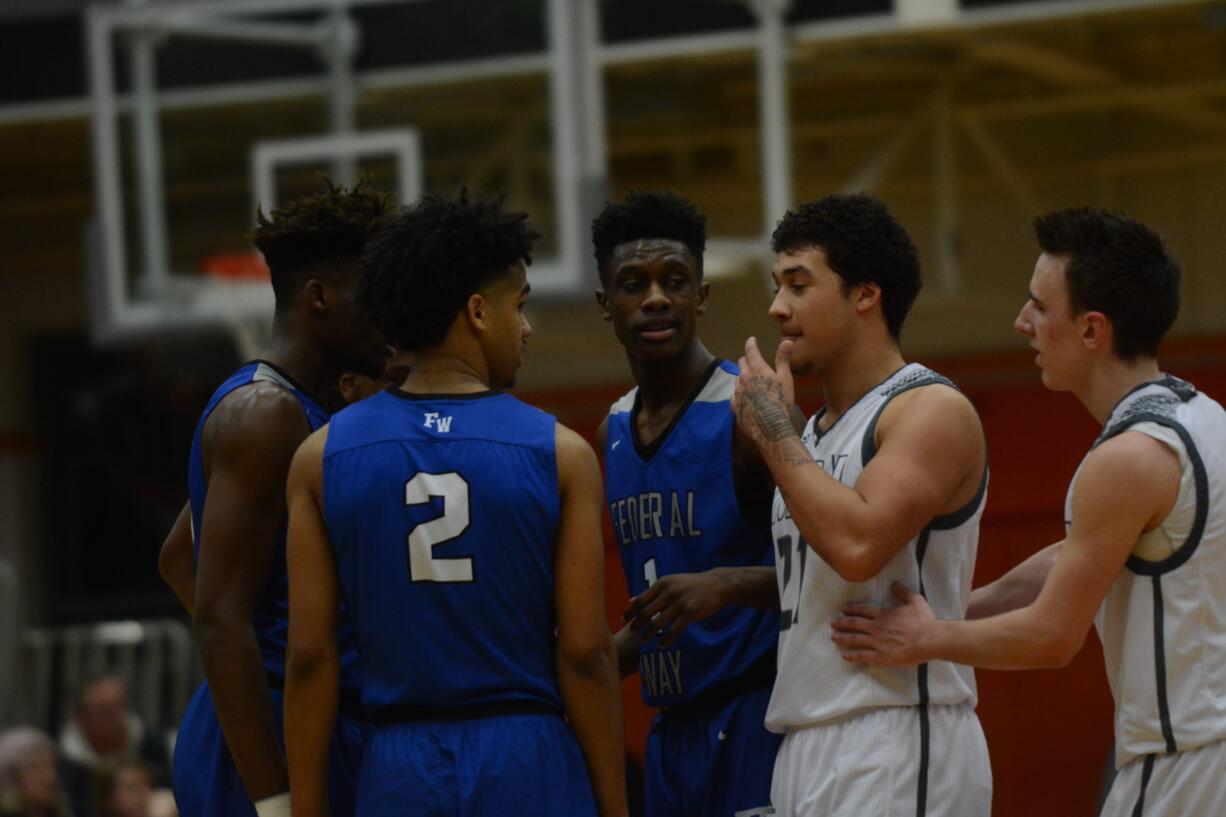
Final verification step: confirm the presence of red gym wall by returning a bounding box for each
[526,335,1226,817]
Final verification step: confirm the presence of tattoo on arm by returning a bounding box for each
[739,376,813,470]
[742,376,795,442]
[768,438,814,468]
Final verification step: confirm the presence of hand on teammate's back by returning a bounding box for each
[830,582,935,667]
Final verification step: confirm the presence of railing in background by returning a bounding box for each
[15,618,199,742]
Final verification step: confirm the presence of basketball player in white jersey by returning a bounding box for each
[831,207,1226,817]
[733,193,992,816]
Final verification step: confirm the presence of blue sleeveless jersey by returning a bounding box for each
[187,360,361,691]
[321,388,564,713]
[605,360,778,708]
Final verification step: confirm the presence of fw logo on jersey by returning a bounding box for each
[423,412,453,433]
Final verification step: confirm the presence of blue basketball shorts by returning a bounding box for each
[172,682,369,817]
[355,713,597,816]
[644,684,781,817]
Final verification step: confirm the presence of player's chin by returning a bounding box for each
[632,338,686,363]
[1038,366,1068,392]
[788,355,818,376]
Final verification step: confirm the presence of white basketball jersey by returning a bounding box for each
[1070,376,1226,767]
[765,363,986,732]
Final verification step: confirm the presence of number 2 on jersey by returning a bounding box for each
[776,534,807,631]
[405,472,473,583]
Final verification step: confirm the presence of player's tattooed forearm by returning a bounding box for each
[770,439,813,468]
[739,375,797,443]
[751,400,796,443]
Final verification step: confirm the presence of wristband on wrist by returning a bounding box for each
[254,792,291,817]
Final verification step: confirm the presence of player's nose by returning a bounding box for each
[768,291,789,321]
[1013,303,1034,337]
[642,279,670,310]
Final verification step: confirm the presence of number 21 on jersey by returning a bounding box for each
[776,534,807,631]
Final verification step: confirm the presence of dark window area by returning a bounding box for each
[1,0,899,105]
[791,0,892,23]
[32,330,239,623]
[0,15,84,103]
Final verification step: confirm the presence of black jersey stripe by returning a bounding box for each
[1130,754,1156,817]
[915,526,932,817]
[1151,577,1178,753]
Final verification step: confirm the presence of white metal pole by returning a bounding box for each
[128,0,171,298]
[752,0,793,241]
[327,2,359,186]
[547,0,583,286]
[576,0,608,274]
[87,7,129,323]
[578,0,607,182]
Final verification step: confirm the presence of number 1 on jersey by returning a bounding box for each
[643,557,658,588]
[405,472,473,583]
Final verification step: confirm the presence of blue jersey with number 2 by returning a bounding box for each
[322,388,563,713]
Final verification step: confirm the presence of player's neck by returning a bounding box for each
[400,351,492,394]
[1077,355,1164,426]
[630,341,716,416]
[818,337,906,425]
[259,330,342,411]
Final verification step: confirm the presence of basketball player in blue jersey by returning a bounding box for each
[283,192,628,817]
[161,182,392,817]
[159,346,411,614]
[833,208,1226,817]
[733,194,992,816]
[591,191,782,817]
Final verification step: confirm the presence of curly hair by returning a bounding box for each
[771,193,921,340]
[591,191,707,284]
[358,191,540,351]
[252,178,394,308]
[1034,207,1180,359]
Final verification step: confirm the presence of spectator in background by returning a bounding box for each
[58,677,168,817]
[90,758,154,817]
[0,726,70,817]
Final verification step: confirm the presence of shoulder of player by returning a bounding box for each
[1080,430,1180,496]
[287,425,329,494]
[1071,431,1181,533]
[554,422,600,485]
[295,424,330,462]
[206,382,312,461]
[876,380,981,442]
[555,422,597,461]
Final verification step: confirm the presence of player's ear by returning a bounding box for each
[338,372,360,405]
[696,279,710,316]
[465,291,488,332]
[304,279,328,315]
[853,281,881,314]
[1081,310,1110,351]
[595,288,612,321]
